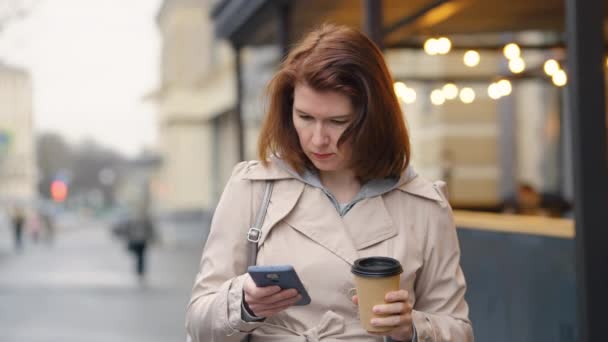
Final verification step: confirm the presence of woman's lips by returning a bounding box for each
[311,152,334,160]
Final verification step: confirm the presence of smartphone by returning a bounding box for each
[247,265,311,305]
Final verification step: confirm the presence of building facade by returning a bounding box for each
[155,0,280,213]
[155,0,232,214]
[0,62,36,205]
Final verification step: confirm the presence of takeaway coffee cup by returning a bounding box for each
[351,257,403,333]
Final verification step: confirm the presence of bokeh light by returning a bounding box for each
[459,87,475,104]
[463,50,480,67]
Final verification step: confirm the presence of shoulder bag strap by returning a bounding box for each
[244,181,273,342]
[246,181,273,267]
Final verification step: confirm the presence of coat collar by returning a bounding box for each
[246,159,447,266]
[243,158,445,204]
[241,160,296,181]
[396,173,445,204]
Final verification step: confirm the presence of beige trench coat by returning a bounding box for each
[186,160,473,341]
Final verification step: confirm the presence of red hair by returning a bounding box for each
[258,23,410,182]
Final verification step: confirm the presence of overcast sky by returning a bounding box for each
[0,0,163,156]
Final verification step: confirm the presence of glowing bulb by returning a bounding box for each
[497,79,512,96]
[442,83,459,100]
[403,87,416,104]
[463,50,480,67]
[430,89,446,105]
[552,70,567,87]
[488,83,502,100]
[503,43,521,60]
[605,56,608,68]
[509,57,526,73]
[459,87,475,104]
[394,82,407,99]
[544,59,560,76]
[436,37,452,54]
[424,38,439,55]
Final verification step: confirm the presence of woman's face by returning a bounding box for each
[292,83,354,174]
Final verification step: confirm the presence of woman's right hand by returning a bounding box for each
[243,274,302,318]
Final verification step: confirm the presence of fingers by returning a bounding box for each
[243,275,302,317]
[370,290,411,315]
[243,276,282,299]
[368,289,413,336]
[245,284,282,300]
[248,292,302,316]
[247,287,299,305]
[370,311,412,328]
[384,290,409,303]
[373,301,412,315]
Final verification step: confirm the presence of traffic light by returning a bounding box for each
[50,180,68,202]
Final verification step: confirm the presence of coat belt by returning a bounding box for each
[253,311,346,341]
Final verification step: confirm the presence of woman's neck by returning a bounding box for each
[319,169,361,204]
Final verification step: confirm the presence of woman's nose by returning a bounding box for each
[312,123,329,146]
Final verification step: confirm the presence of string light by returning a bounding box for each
[463,50,480,67]
[394,82,417,104]
[424,38,439,55]
[508,57,526,73]
[442,83,459,100]
[552,70,567,87]
[497,79,512,96]
[424,37,451,55]
[544,59,560,76]
[488,83,502,100]
[430,89,446,105]
[459,87,475,104]
[436,37,452,54]
[403,87,417,104]
[503,43,521,60]
[394,82,407,98]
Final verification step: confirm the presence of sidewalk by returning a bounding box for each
[0,218,205,342]
[0,211,14,256]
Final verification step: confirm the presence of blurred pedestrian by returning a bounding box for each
[126,206,156,280]
[11,206,25,252]
[41,211,56,244]
[28,209,42,243]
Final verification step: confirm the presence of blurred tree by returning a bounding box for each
[36,133,73,199]
[36,133,126,208]
[70,139,125,207]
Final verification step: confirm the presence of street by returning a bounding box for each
[0,218,205,342]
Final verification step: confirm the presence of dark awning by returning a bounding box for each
[211,0,608,47]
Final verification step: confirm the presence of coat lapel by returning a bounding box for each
[282,186,360,265]
[259,179,305,244]
[397,175,447,207]
[342,196,397,250]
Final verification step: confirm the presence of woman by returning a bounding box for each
[186,24,473,341]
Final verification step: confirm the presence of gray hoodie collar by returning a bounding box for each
[271,155,417,216]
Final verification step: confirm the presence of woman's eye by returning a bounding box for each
[299,115,313,121]
[331,120,348,125]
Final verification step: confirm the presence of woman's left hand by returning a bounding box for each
[352,289,414,341]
